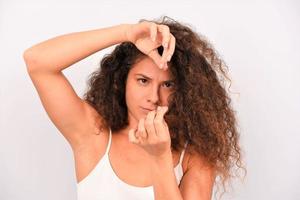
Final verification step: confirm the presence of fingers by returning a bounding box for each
[144,110,158,140]
[129,106,169,145]
[168,35,176,61]
[138,118,147,139]
[153,106,169,137]
[157,25,176,70]
[146,22,176,70]
[160,34,176,70]
[148,50,164,69]
[150,22,157,42]
[158,25,170,50]
[128,128,139,144]
[157,25,170,69]
[129,118,147,144]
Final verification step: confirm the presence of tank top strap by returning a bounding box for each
[179,141,188,165]
[105,127,112,155]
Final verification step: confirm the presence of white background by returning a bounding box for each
[1,0,299,199]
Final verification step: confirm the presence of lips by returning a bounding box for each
[141,107,156,111]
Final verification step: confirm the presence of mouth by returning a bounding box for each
[141,107,155,112]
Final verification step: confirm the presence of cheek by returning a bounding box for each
[161,92,173,105]
[125,85,143,105]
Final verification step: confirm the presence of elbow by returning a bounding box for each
[23,49,41,73]
[23,49,59,74]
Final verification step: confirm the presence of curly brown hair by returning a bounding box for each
[83,16,246,199]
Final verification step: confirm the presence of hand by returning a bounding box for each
[128,106,171,159]
[125,21,176,70]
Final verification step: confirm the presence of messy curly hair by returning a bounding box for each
[83,16,246,199]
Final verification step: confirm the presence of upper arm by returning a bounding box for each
[25,62,100,149]
[179,154,216,200]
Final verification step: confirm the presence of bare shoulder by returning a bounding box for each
[180,144,193,174]
[179,145,216,199]
[184,144,214,172]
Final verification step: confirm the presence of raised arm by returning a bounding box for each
[23,21,174,150]
[23,24,130,73]
[23,24,131,150]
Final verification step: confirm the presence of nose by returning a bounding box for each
[147,85,160,104]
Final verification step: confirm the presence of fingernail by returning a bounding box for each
[157,106,161,111]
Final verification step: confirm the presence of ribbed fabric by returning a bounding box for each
[77,128,188,200]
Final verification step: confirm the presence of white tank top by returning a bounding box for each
[77,128,188,200]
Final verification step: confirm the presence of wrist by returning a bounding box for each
[120,23,134,43]
[150,150,173,163]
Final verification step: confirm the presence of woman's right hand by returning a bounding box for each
[125,21,176,70]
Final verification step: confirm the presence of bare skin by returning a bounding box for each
[74,119,190,187]
[75,56,190,186]
[24,21,215,199]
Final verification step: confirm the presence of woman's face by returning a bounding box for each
[125,56,175,127]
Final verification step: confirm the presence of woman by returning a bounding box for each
[23,16,245,200]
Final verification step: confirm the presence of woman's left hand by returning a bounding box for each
[125,21,175,70]
[128,106,171,159]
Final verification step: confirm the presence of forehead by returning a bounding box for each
[130,57,174,80]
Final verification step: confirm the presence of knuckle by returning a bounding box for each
[153,119,160,124]
[144,120,151,126]
[140,21,148,26]
[165,26,170,32]
[162,25,169,31]
[139,128,145,134]
[141,132,147,138]
[150,22,157,28]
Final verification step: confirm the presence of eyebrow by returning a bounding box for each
[134,73,175,82]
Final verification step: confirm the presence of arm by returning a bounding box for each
[150,151,216,200]
[23,24,131,150]
[150,151,184,200]
[24,24,130,73]
[179,156,216,200]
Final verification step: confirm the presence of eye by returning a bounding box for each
[137,78,148,85]
[163,82,174,88]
